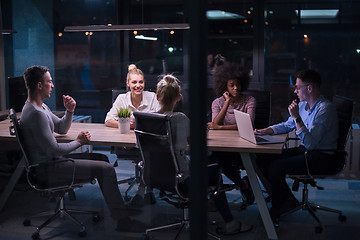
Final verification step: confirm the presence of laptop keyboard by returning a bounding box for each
[255,135,269,142]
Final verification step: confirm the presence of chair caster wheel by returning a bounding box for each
[124,195,132,202]
[23,219,31,226]
[315,226,323,234]
[32,232,40,240]
[92,215,101,223]
[78,229,87,237]
[216,227,224,235]
[273,219,280,228]
[339,215,346,222]
[141,233,151,240]
[240,203,247,210]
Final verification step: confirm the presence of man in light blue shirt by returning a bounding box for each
[255,69,338,222]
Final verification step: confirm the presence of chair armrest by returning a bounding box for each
[305,149,344,154]
[27,159,77,191]
[137,160,144,169]
[302,149,346,177]
[283,136,300,149]
[286,137,300,141]
[206,163,221,196]
[207,163,220,168]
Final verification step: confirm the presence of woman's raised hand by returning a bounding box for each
[222,91,231,101]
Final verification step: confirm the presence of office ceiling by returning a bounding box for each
[131,0,355,5]
[128,0,359,23]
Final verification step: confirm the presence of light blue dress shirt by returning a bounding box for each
[270,95,338,150]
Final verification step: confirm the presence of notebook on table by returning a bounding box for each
[234,109,283,145]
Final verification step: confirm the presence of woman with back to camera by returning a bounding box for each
[156,74,252,235]
[105,64,160,207]
[207,62,256,205]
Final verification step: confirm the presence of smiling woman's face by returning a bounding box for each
[127,73,145,96]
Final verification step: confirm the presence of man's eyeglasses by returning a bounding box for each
[292,84,309,90]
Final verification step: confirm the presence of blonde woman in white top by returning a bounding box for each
[105,64,160,129]
[105,64,160,207]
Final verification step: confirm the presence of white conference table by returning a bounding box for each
[0,119,286,239]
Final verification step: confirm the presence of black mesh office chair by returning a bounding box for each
[243,90,272,129]
[133,111,221,240]
[9,109,100,240]
[284,95,353,233]
[110,89,142,200]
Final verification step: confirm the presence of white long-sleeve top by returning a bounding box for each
[105,91,160,123]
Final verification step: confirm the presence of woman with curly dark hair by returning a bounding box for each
[207,62,256,206]
[208,62,256,130]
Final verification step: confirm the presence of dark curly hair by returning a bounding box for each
[213,62,250,96]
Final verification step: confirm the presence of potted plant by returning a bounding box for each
[117,107,132,134]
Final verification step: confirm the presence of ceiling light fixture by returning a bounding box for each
[64,23,189,32]
[134,35,157,41]
[295,9,339,19]
[0,29,17,34]
[65,0,189,33]
[207,10,244,20]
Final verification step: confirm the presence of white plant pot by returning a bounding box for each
[118,118,130,134]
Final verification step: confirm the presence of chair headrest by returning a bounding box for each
[134,112,169,135]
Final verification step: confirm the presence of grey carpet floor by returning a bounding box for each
[0,150,359,240]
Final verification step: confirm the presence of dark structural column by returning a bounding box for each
[187,0,208,239]
[0,1,6,110]
[253,0,265,90]
[117,0,130,88]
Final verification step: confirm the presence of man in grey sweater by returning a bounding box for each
[20,65,145,232]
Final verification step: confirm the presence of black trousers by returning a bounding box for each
[209,151,243,188]
[179,165,234,223]
[256,146,338,210]
[36,152,127,220]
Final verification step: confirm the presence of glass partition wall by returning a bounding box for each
[4,0,358,122]
[1,0,360,239]
[264,1,360,124]
[51,0,187,122]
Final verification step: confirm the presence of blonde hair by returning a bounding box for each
[156,74,181,111]
[126,64,144,83]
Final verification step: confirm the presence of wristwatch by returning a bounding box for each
[295,116,302,123]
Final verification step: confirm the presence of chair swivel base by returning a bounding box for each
[117,176,139,201]
[141,220,221,240]
[23,196,100,240]
[280,200,346,233]
[116,161,141,201]
[141,207,221,240]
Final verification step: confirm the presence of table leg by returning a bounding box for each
[0,156,25,212]
[240,153,278,240]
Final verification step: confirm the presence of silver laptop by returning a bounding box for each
[234,109,284,145]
